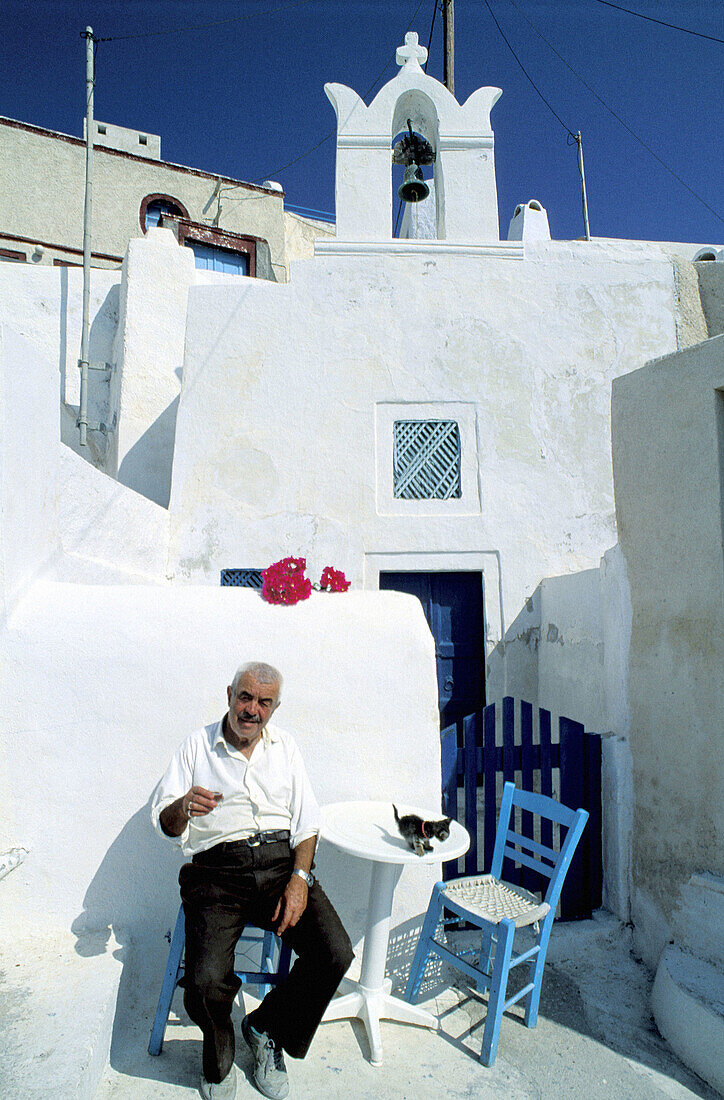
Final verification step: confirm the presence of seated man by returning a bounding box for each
[151,661,354,1100]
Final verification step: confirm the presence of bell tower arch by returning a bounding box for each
[325,32,502,244]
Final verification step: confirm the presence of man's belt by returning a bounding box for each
[192,830,291,862]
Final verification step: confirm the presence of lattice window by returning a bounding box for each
[393,420,461,499]
[220,568,264,588]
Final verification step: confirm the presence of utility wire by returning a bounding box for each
[250,128,334,184]
[482,0,574,136]
[591,0,724,45]
[249,0,428,184]
[94,0,318,43]
[423,0,440,73]
[505,0,723,224]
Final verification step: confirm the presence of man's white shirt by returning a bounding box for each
[150,720,321,856]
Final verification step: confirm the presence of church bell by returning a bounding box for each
[398,163,430,204]
[393,118,434,205]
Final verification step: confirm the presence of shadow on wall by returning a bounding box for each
[71,801,191,1088]
[486,587,541,704]
[71,799,183,958]
[117,395,180,509]
[695,261,724,337]
[486,568,606,732]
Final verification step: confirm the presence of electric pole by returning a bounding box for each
[575,132,591,241]
[443,0,454,96]
[78,26,95,446]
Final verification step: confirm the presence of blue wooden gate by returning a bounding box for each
[441,697,602,921]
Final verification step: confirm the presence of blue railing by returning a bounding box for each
[441,697,602,920]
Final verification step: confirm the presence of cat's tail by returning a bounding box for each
[392,803,400,824]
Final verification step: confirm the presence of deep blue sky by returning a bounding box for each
[2,0,722,243]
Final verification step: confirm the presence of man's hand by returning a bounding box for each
[159,787,222,836]
[184,787,222,818]
[272,875,308,936]
[272,835,316,934]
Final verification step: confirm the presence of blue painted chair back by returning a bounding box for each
[490,782,587,916]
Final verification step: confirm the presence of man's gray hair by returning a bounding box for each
[230,661,283,699]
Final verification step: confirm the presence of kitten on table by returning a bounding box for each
[393,804,452,856]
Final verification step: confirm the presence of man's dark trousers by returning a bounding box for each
[179,838,354,1084]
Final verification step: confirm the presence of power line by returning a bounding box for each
[591,0,724,45]
[423,0,439,74]
[249,0,428,184]
[95,0,318,43]
[250,129,335,185]
[504,0,723,225]
[481,0,574,136]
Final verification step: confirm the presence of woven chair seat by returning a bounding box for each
[442,874,550,928]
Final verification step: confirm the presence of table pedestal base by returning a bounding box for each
[321,861,438,1065]
[323,978,437,1066]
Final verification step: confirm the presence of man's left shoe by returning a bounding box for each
[241,1015,290,1100]
[200,1062,237,1100]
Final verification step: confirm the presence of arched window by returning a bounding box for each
[139,194,189,233]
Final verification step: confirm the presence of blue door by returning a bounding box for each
[379,571,485,727]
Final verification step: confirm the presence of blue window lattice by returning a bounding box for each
[393,420,461,499]
[220,569,264,588]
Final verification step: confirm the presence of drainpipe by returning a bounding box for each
[78,26,95,447]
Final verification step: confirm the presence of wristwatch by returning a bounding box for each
[292,868,314,886]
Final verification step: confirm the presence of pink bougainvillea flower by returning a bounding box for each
[262,557,312,605]
[319,565,351,593]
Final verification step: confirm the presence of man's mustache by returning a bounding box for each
[239,713,261,723]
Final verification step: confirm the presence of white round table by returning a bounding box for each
[319,800,470,1066]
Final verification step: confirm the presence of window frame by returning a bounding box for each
[375,401,481,516]
[139,193,190,234]
[171,219,259,278]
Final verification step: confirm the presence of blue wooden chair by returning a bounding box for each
[405,781,588,1066]
[148,905,293,1055]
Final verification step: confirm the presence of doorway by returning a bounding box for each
[379,571,485,727]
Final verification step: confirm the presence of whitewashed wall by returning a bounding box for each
[612,333,724,967]
[0,311,442,959]
[0,204,718,969]
[167,237,684,706]
[0,583,441,957]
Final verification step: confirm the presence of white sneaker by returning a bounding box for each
[241,1015,290,1100]
[200,1062,237,1100]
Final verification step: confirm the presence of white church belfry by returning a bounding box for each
[325,32,502,244]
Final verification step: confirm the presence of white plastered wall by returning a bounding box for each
[612,334,724,966]
[0,309,443,960]
[112,227,197,507]
[167,238,682,714]
[0,584,441,958]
